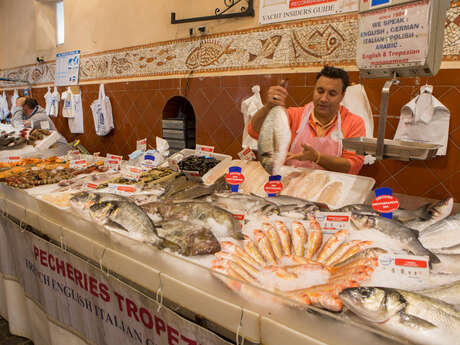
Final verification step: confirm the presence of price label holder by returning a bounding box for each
[8,156,21,164]
[70,159,87,170]
[315,212,351,234]
[372,187,399,219]
[264,175,283,197]
[195,144,214,158]
[183,170,202,182]
[232,214,245,228]
[108,183,136,195]
[136,138,147,152]
[225,166,245,192]
[122,165,142,181]
[86,182,100,190]
[128,149,144,160]
[105,153,122,171]
[238,148,256,161]
[141,152,157,171]
[378,254,429,283]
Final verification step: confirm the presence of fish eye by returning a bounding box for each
[358,287,372,297]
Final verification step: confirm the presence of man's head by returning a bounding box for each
[23,97,38,117]
[313,66,349,120]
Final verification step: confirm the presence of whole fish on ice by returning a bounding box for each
[419,213,460,250]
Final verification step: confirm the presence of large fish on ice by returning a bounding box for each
[257,105,291,175]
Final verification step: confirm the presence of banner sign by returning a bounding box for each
[0,216,232,345]
[55,50,81,86]
[259,0,358,24]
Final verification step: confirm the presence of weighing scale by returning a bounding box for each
[342,0,451,161]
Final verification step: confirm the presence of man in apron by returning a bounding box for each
[248,66,365,175]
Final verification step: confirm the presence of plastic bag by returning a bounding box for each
[241,85,263,150]
[90,84,114,136]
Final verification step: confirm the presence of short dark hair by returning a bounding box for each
[315,65,349,93]
[24,97,38,110]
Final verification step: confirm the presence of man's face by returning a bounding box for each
[23,104,33,117]
[312,76,345,119]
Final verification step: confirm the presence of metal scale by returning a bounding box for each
[342,0,451,161]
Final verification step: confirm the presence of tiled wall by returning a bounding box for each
[4,69,460,201]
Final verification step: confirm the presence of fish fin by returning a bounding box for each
[248,53,257,62]
[398,312,436,329]
[105,220,128,232]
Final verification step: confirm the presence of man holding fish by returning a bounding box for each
[249,66,365,175]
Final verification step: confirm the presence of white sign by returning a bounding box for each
[259,0,358,24]
[70,159,87,170]
[357,0,430,69]
[122,165,142,181]
[108,183,137,195]
[55,50,81,86]
[195,144,214,158]
[0,217,232,345]
[378,254,429,283]
[137,138,147,152]
[238,148,256,161]
[315,212,351,234]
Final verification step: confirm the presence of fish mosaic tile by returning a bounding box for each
[1,2,459,86]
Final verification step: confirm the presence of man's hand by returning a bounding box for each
[16,97,26,107]
[286,144,318,162]
[267,81,288,108]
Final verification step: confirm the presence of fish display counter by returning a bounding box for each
[0,152,459,345]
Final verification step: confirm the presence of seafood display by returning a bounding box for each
[2,146,460,345]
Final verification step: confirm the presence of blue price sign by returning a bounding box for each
[371,0,391,7]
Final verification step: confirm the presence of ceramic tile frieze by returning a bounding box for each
[1,2,459,86]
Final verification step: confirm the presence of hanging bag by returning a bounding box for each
[91,84,114,136]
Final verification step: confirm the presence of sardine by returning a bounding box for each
[351,213,439,264]
[340,287,460,345]
[257,106,291,175]
[89,201,161,245]
[419,213,460,249]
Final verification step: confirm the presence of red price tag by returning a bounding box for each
[225,172,245,185]
[232,214,245,221]
[264,181,283,194]
[372,195,400,213]
[395,258,428,268]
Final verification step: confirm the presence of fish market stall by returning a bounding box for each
[0,144,459,345]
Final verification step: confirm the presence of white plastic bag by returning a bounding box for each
[0,91,9,121]
[91,84,114,136]
[49,87,60,117]
[10,89,18,114]
[241,85,262,150]
[68,93,84,134]
[62,87,73,118]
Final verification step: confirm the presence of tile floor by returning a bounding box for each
[0,317,33,345]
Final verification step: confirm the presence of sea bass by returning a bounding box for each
[417,280,460,305]
[257,106,291,175]
[351,213,439,264]
[89,200,161,245]
[404,198,453,232]
[340,287,460,345]
[419,213,460,250]
[203,192,279,216]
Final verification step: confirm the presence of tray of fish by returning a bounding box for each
[165,148,232,185]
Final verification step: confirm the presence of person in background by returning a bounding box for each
[12,96,67,144]
[248,65,365,175]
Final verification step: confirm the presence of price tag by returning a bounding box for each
[105,159,121,171]
[108,183,136,195]
[232,214,245,228]
[226,166,245,192]
[86,182,99,189]
[40,121,50,130]
[168,158,180,172]
[122,165,142,181]
[264,175,283,197]
[106,153,123,161]
[8,156,21,164]
[378,254,429,283]
[136,138,147,152]
[195,144,214,158]
[238,148,256,161]
[141,154,156,171]
[183,170,202,181]
[70,159,87,170]
[315,212,351,234]
[372,195,400,213]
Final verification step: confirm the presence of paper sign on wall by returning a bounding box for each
[55,50,81,86]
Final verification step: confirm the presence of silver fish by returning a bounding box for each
[70,191,129,210]
[337,198,453,225]
[419,213,460,250]
[418,280,460,305]
[350,213,439,264]
[203,192,279,216]
[431,243,460,255]
[257,105,291,175]
[340,287,460,345]
[89,200,160,245]
[141,200,243,240]
[431,254,460,274]
[404,198,453,232]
